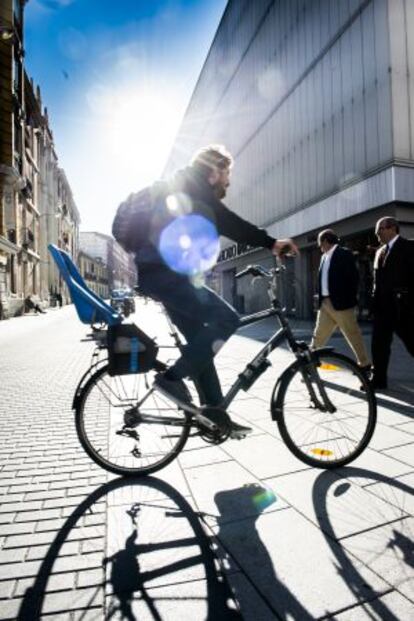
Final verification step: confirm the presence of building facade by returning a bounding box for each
[0,0,80,317]
[78,250,109,299]
[79,232,136,292]
[164,0,414,317]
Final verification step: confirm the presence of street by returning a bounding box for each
[0,301,413,620]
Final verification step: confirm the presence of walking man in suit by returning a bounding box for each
[311,229,371,371]
[371,217,414,389]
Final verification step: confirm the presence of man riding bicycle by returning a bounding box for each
[113,145,298,437]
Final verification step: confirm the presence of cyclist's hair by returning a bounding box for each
[318,229,339,245]
[378,216,399,233]
[190,144,233,179]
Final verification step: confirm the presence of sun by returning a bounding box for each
[107,90,182,183]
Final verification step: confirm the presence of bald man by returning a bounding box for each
[371,217,414,389]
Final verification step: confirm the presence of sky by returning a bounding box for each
[24,0,227,234]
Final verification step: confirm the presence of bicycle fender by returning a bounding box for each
[72,359,108,410]
[269,347,334,420]
[270,360,299,421]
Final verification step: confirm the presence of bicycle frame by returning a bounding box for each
[220,301,302,409]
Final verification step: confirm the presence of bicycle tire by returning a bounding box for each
[75,363,194,476]
[275,352,376,469]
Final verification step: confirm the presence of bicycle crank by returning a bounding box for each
[195,407,232,444]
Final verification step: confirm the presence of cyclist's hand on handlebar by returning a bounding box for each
[272,238,299,258]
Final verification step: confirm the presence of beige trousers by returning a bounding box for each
[311,298,370,367]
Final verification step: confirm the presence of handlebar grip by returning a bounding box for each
[235,268,251,279]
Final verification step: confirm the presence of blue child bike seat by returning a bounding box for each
[48,244,122,326]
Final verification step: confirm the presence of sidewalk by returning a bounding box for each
[103,303,414,620]
[0,302,413,619]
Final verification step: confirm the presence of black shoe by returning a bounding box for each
[153,373,192,406]
[360,365,372,377]
[229,421,253,439]
[368,378,388,391]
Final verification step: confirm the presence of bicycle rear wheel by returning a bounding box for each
[75,364,193,476]
[275,352,376,468]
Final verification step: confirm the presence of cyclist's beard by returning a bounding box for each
[213,182,227,200]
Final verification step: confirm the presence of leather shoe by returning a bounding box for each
[369,378,388,391]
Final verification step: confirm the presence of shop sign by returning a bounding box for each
[218,242,252,263]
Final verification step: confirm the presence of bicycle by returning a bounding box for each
[72,261,377,477]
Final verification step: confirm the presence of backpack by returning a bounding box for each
[112,181,169,253]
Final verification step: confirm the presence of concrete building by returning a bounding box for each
[78,250,109,299]
[164,0,414,317]
[79,232,136,292]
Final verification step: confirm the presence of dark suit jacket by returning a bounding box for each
[372,236,414,316]
[318,246,359,311]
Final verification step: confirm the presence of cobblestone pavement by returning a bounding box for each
[0,302,413,620]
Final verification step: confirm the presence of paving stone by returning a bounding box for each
[15,508,62,523]
[26,540,80,560]
[0,547,26,563]
[382,443,414,468]
[330,589,414,619]
[178,445,232,469]
[368,423,414,452]
[0,597,23,620]
[221,433,310,479]
[0,513,16,524]
[41,586,104,615]
[0,501,42,514]
[342,448,413,483]
[15,572,76,596]
[0,522,36,536]
[0,560,42,580]
[77,567,105,588]
[0,579,15,597]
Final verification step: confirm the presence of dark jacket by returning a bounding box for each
[135,167,275,266]
[372,236,414,316]
[318,246,359,311]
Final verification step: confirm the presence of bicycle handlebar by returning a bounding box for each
[235,263,284,280]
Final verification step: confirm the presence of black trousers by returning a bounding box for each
[139,266,240,406]
[371,311,414,382]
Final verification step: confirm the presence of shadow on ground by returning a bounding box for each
[16,476,241,621]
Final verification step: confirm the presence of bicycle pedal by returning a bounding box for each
[117,427,140,440]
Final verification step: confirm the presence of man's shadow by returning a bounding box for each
[17,477,241,621]
[214,484,314,620]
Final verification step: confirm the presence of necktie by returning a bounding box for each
[381,244,389,266]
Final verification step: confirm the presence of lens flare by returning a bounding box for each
[166,192,193,216]
[159,214,219,275]
[252,488,277,511]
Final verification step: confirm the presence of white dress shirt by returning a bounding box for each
[386,234,399,253]
[320,244,338,296]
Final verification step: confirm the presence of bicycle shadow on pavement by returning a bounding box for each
[17,476,241,621]
[312,467,414,619]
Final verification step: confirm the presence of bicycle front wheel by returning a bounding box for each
[75,365,193,476]
[276,352,376,468]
